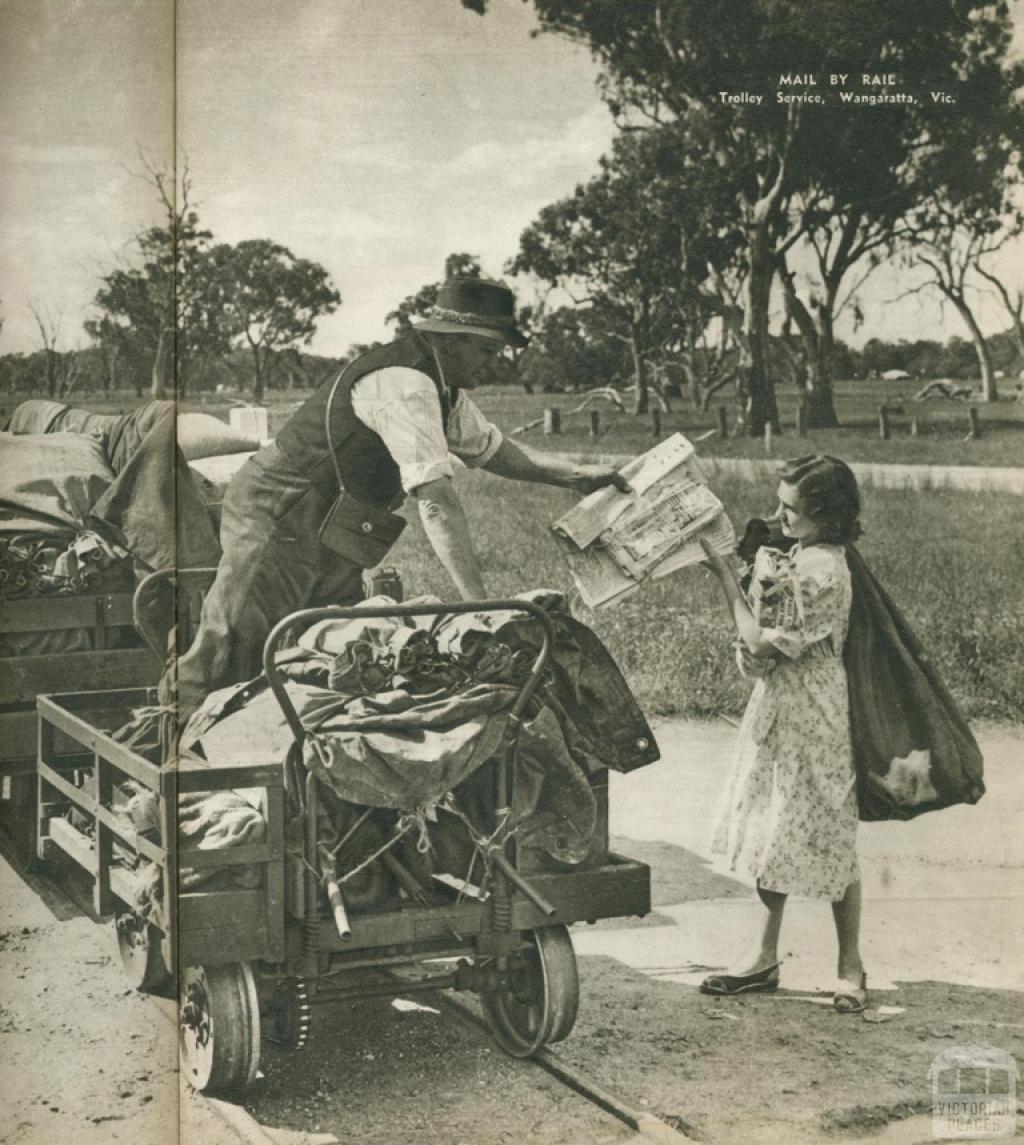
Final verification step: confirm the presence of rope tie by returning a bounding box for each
[305,732,335,771]
[337,823,411,885]
[396,799,441,855]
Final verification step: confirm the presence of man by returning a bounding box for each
[172,277,628,721]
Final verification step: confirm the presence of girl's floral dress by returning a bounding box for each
[710,543,858,900]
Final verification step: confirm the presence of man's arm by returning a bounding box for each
[481,437,630,494]
[412,476,487,600]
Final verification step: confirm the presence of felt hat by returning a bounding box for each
[415,278,528,348]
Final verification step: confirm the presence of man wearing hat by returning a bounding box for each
[173,278,628,721]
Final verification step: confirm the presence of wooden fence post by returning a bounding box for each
[764,423,773,455]
[544,408,561,435]
[910,416,919,437]
[651,407,662,437]
[796,405,807,437]
[878,406,890,441]
[717,405,729,439]
[589,410,601,439]
[968,406,981,439]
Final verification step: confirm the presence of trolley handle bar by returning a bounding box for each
[262,599,556,749]
[132,567,218,658]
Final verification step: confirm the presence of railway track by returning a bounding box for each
[8,841,692,1145]
[149,987,693,1145]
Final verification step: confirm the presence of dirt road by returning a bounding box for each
[1,719,1020,1144]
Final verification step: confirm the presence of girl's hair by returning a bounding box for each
[779,455,862,544]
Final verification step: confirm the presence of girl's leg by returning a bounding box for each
[832,879,865,981]
[731,882,787,973]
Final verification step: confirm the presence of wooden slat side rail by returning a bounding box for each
[178,889,272,964]
[180,842,282,871]
[177,758,284,791]
[37,687,157,712]
[36,761,166,866]
[42,821,166,921]
[43,816,96,875]
[3,649,159,704]
[180,920,271,968]
[37,697,161,790]
[0,593,136,634]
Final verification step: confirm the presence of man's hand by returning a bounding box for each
[566,464,631,496]
[482,439,631,494]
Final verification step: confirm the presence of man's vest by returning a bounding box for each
[276,333,451,506]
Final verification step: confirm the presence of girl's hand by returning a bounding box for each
[700,536,732,578]
[734,639,775,678]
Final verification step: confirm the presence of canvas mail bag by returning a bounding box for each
[843,545,985,821]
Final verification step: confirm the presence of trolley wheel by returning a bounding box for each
[481,925,579,1058]
[179,963,261,1094]
[115,913,170,992]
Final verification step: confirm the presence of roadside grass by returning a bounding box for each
[388,471,1024,724]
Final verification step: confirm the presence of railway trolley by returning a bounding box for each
[34,586,653,1095]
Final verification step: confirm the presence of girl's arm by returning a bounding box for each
[701,540,778,658]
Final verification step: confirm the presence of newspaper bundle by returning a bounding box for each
[552,433,735,608]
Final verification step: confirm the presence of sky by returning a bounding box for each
[1,0,1022,360]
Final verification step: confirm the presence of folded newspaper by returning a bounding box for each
[552,433,736,608]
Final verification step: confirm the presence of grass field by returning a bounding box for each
[388,470,1024,725]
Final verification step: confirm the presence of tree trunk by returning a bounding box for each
[742,226,780,435]
[629,328,649,415]
[103,349,117,395]
[950,295,998,401]
[151,328,173,400]
[808,308,840,428]
[44,350,58,399]
[252,345,266,402]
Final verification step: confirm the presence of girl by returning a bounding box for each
[699,455,867,1013]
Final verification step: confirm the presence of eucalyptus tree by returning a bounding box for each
[511,128,723,413]
[463,0,1023,432]
[204,239,340,401]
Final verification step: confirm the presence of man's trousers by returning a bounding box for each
[172,443,364,724]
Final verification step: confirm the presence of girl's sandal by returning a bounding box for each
[833,972,868,1014]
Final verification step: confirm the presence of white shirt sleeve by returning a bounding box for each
[350,367,503,493]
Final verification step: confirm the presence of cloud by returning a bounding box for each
[427,104,614,191]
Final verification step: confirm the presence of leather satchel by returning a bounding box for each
[318,371,406,566]
[319,493,406,567]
